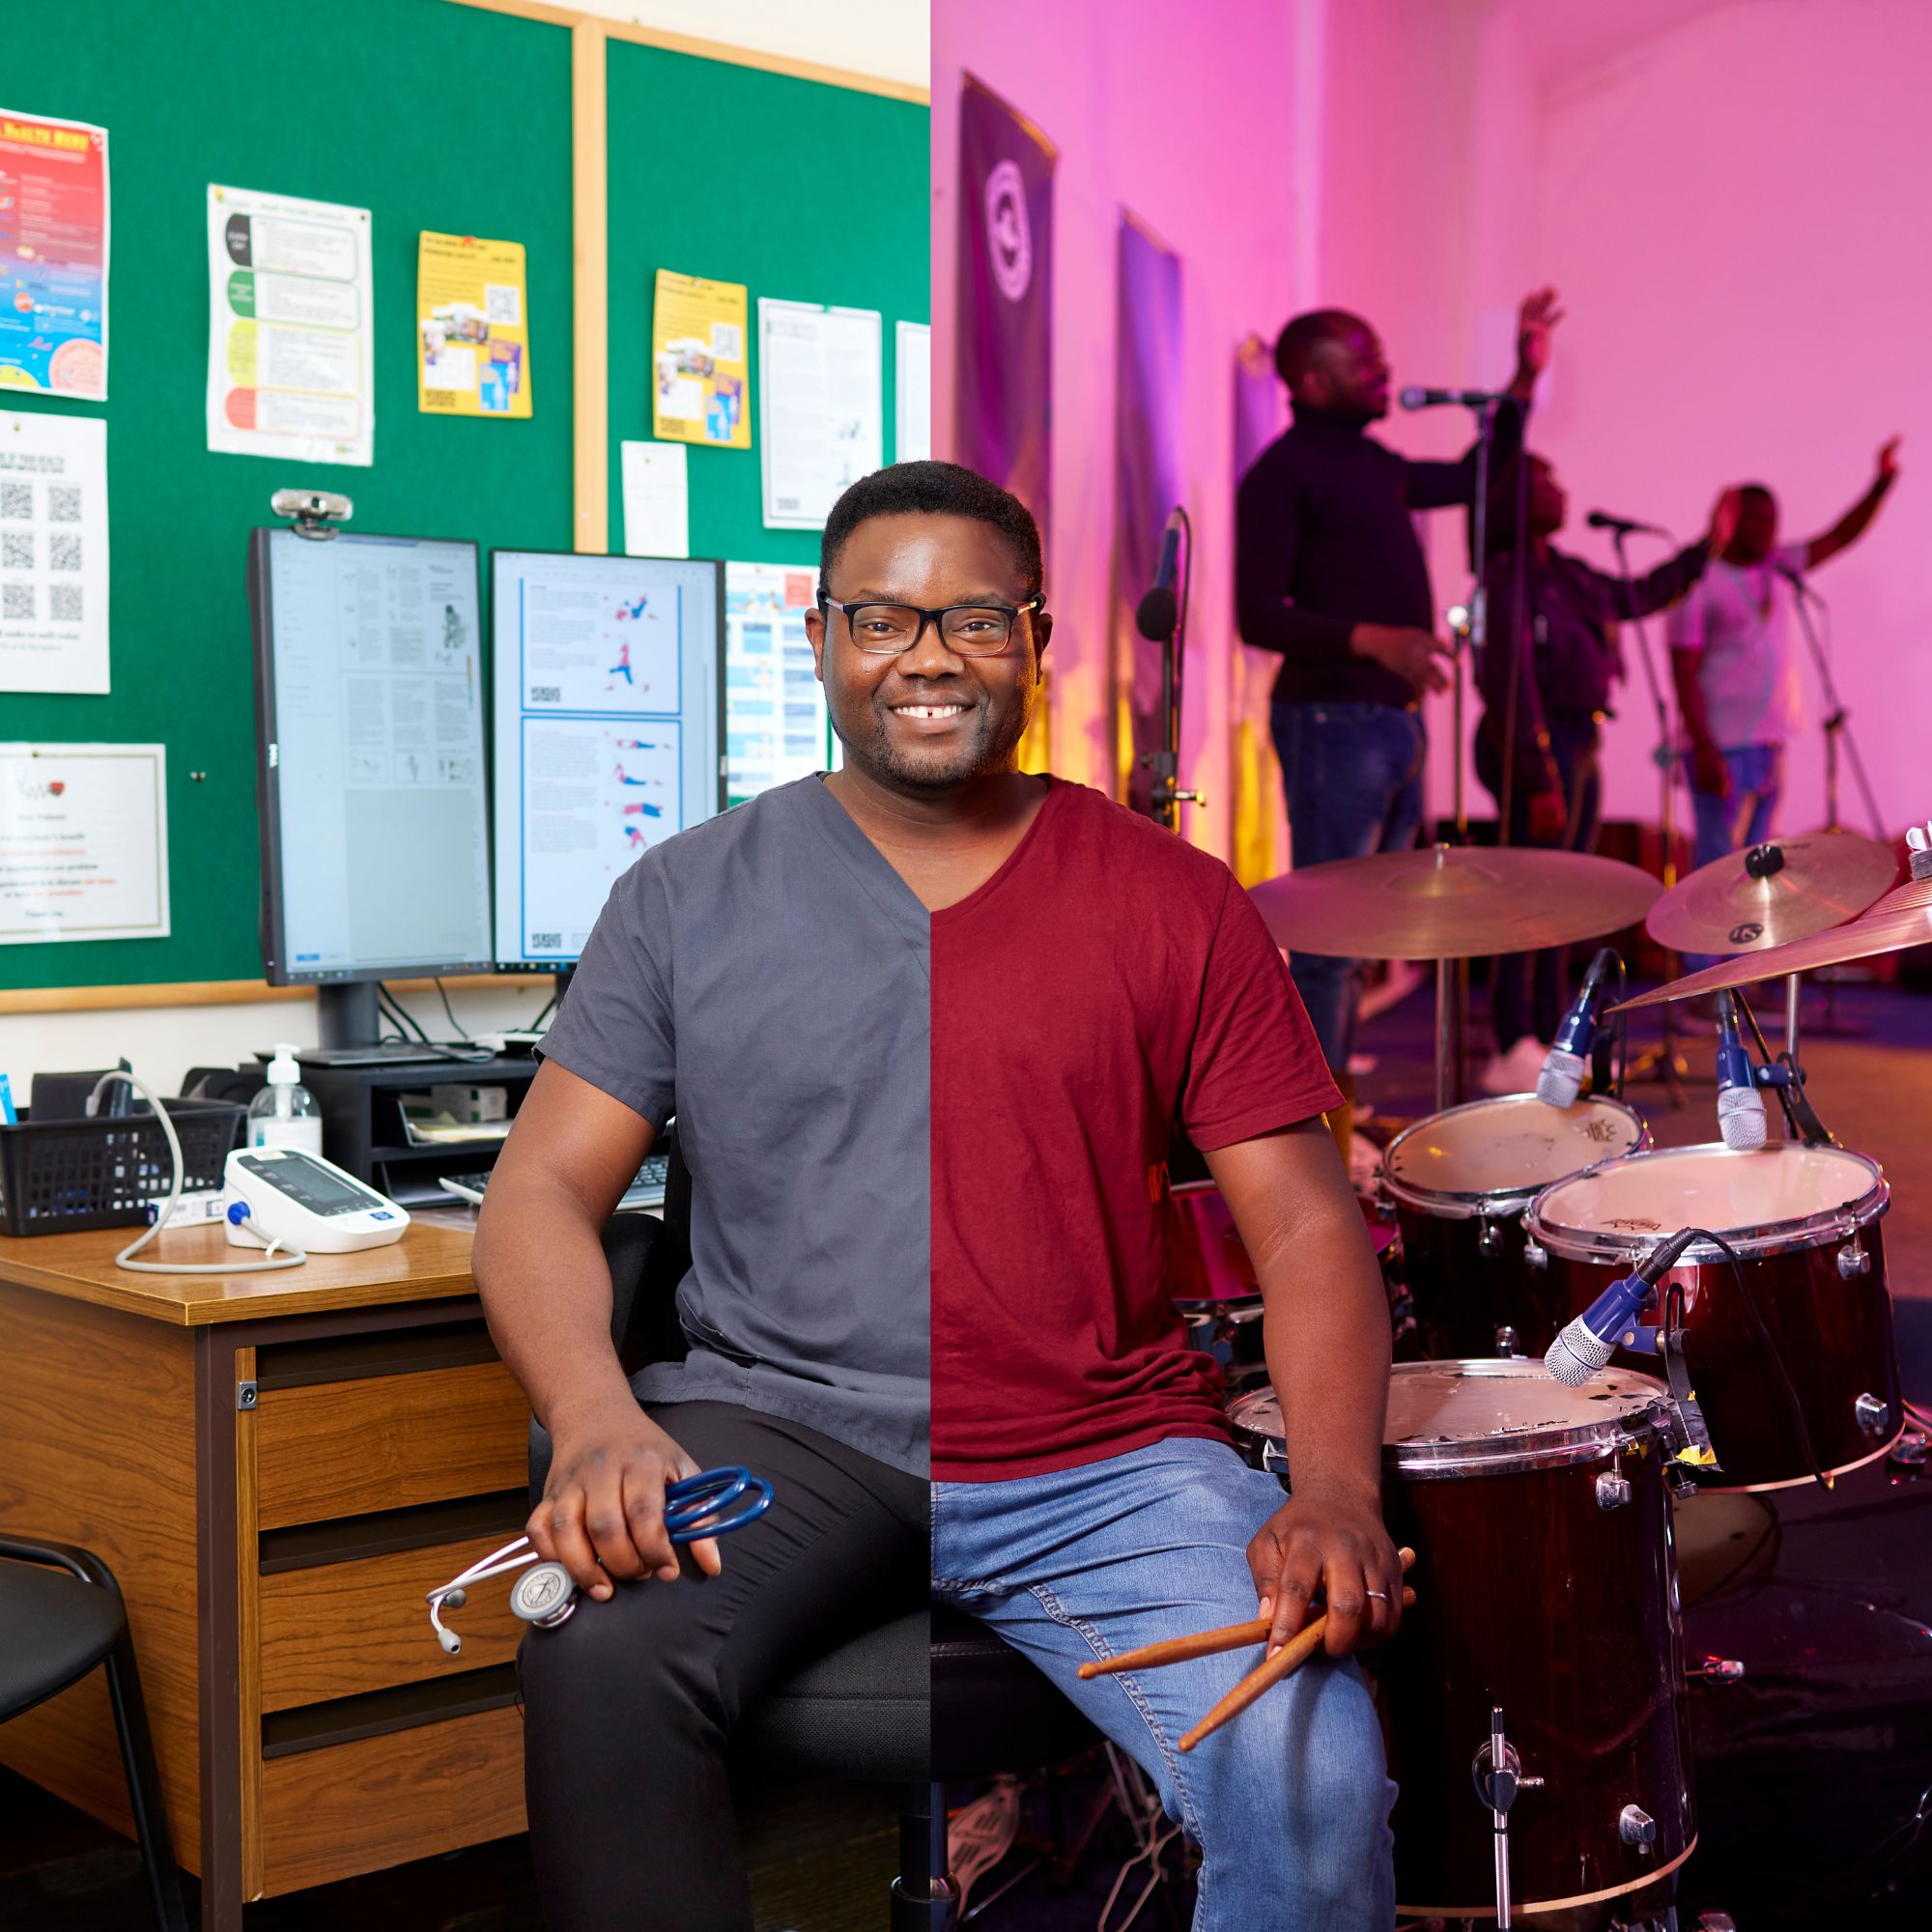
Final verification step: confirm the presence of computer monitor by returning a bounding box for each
[248,528,494,1040]
[724,560,836,806]
[491,550,725,971]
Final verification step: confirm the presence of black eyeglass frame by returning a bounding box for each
[814,592,1047,657]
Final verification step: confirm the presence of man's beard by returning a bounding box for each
[834,684,1033,793]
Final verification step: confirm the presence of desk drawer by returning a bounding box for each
[259,1704,526,1896]
[255,1361,529,1530]
[259,1539,526,1712]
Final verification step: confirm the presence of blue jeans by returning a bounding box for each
[1686,742,1784,973]
[1271,702,1427,1070]
[932,1438,1397,1931]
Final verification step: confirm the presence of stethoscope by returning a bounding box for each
[427,1464,774,1654]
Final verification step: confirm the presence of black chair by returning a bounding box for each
[0,1535,189,1931]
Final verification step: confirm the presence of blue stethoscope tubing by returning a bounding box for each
[427,1464,773,1652]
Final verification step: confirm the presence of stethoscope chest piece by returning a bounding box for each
[509,1560,578,1629]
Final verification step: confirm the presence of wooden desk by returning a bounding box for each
[0,1219,533,1928]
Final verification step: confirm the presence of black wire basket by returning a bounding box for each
[0,1101,247,1236]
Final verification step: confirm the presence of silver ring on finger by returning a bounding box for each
[1364,1589,1389,1603]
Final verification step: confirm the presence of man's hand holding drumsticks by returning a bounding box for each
[1246,1487,1406,1661]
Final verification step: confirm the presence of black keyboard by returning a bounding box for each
[439,1151,668,1210]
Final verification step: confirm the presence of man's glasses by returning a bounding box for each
[818,594,1044,657]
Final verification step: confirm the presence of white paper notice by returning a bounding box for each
[895,320,931,463]
[621,440,691,558]
[724,560,831,802]
[758,298,883,530]
[0,743,169,944]
[207,185,374,466]
[0,411,109,695]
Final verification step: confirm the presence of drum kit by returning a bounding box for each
[1198,826,1932,1925]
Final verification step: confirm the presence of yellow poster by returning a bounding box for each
[416,232,532,418]
[651,269,750,448]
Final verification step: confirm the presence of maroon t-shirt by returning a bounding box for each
[931,780,1342,1480]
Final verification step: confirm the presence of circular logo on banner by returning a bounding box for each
[985,160,1033,303]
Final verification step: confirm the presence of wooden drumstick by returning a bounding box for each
[1179,1548,1417,1753]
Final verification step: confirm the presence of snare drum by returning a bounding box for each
[1527,1143,1900,1490]
[1381,1093,1648,1359]
[1230,1361,1694,1917]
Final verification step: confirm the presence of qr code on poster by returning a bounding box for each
[0,484,30,521]
[1,533,32,570]
[47,487,82,523]
[711,323,743,361]
[48,534,81,572]
[485,282,522,326]
[3,582,33,620]
[50,583,82,621]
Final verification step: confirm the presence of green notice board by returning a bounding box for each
[2,8,928,996]
[604,42,930,564]
[1,0,575,992]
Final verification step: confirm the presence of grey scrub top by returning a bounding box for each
[537,776,929,1477]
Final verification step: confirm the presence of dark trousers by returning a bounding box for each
[1476,717,1604,1051]
[520,1401,927,1931]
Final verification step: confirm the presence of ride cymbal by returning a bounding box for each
[1644,832,1897,956]
[1248,842,1662,962]
[1612,874,1932,1013]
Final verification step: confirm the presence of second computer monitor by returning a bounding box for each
[491,550,724,971]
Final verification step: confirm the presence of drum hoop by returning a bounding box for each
[1524,1142,1890,1263]
[1174,1294,1264,1322]
[1228,1372,1671,1478]
[1379,1094,1651,1221]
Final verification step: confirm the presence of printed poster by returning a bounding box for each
[0,743,169,944]
[207,185,373,466]
[895,319,930,462]
[757,298,882,530]
[651,269,750,449]
[0,110,108,400]
[0,411,108,694]
[416,231,532,418]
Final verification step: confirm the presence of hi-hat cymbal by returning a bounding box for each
[1248,842,1662,962]
[1644,831,1898,956]
[1612,873,1932,1013]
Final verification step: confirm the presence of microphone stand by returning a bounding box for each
[1138,510,1200,833]
[1609,529,1689,1105]
[1788,574,1882,1037]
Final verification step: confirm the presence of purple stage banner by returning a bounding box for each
[1232,333,1289,881]
[1112,213,1183,812]
[955,75,1056,766]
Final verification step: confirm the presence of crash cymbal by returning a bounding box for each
[1612,873,1932,1013]
[1248,842,1662,962]
[1644,831,1897,955]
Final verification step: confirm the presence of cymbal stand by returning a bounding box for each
[1610,529,1689,1103]
[1789,576,1880,1036]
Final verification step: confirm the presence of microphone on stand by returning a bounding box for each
[1585,509,1670,538]
[1135,509,1183,640]
[1545,1229,1702,1387]
[1535,948,1620,1107]
[1716,992,1769,1151]
[1398,384,1508,411]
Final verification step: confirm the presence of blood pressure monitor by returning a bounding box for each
[223,1146,410,1254]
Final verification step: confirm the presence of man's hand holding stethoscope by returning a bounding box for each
[428,1400,773,1653]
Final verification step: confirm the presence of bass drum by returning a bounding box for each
[1380,1092,1647,1360]
[1528,1142,1900,1490]
[1676,1435,1932,1925]
[1230,1361,1694,1918]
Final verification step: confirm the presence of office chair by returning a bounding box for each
[0,1535,190,1931]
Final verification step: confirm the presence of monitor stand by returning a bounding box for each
[297,980,453,1068]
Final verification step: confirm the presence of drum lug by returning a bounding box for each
[1494,1325,1520,1358]
[1522,1236,1548,1270]
[1854,1392,1890,1436]
[1689,1654,1746,1683]
[1836,1236,1871,1279]
[1889,1429,1930,1470]
[1618,1803,1658,1852]
[1260,1440,1293,1479]
[1596,1471,1633,1510]
[1477,1218,1504,1260]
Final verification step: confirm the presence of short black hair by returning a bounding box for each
[1274,308,1369,388]
[1739,482,1777,511]
[819,460,1044,598]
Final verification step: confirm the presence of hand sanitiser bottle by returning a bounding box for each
[247,1044,324,1156]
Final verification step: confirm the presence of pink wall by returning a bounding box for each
[932,0,1511,861]
[1513,0,1932,838]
